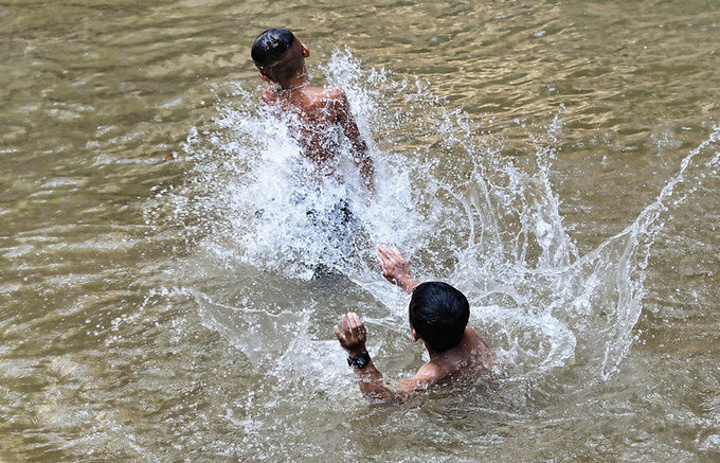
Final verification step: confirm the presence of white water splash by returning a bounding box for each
[147,49,720,391]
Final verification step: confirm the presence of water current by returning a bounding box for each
[1,1,720,461]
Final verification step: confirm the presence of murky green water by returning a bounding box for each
[2,1,719,461]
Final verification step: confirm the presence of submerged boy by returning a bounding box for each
[251,28,375,194]
[334,245,495,405]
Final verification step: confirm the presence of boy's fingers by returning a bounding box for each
[377,246,397,273]
[377,245,390,259]
[377,245,404,266]
[347,313,366,336]
[355,317,364,333]
[333,324,343,340]
[344,313,358,335]
[347,312,359,331]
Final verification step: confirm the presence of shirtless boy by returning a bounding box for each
[334,245,494,404]
[251,28,375,193]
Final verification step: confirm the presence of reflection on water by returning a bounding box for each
[1,1,720,461]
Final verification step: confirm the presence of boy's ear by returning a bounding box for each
[412,329,420,342]
[258,71,272,83]
[301,43,310,58]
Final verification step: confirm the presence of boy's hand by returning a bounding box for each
[334,312,367,356]
[376,245,418,293]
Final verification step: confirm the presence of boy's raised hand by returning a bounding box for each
[376,245,418,293]
[334,312,367,357]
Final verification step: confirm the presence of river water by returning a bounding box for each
[2,1,719,461]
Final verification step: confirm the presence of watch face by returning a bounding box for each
[349,353,370,369]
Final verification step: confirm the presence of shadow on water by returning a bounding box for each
[145,50,720,458]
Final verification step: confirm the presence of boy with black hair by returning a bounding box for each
[334,245,494,404]
[251,28,375,194]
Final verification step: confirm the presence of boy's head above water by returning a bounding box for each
[251,28,309,85]
[409,281,470,352]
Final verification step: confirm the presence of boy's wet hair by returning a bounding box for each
[409,282,470,352]
[251,28,305,84]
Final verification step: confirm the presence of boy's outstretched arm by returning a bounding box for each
[334,312,431,405]
[376,245,419,293]
[334,91,375,194]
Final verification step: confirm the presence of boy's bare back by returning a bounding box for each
[262,85,366,181]
[251,29,374,192]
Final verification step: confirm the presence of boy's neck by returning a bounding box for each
[278,72,310,91]
[425,328,478,361]
[427,344,463,360]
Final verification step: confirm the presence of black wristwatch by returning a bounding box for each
[347,352,371,369]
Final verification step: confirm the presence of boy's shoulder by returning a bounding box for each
[302,86,346,106]
[260,86,345,102]
[317,86,344,99]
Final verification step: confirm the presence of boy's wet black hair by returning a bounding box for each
[251,28,304,84]
[409,282,470,352]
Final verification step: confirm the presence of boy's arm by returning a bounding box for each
[333,90,375,194]
[334,312,434,405]
[376,245,419,293]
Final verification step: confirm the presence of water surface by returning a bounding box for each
[1,1,719,461]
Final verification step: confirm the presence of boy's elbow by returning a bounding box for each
[352,145,371,163]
